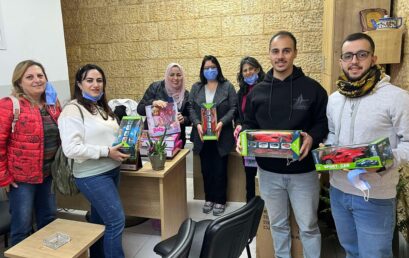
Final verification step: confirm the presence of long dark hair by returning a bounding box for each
[236,56,265,94]
[199,55,226,85]
[73,64,116,120]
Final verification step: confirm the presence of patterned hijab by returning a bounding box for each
[336,65,385,98]
[164,63,186,109]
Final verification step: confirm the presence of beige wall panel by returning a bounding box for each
[125,23,159,42]
[168,39,198,58]
[178,18,221,39]
[158,21,179,40]
[222,15,263,36]
[391,0,409,90]
[198,37,241,57]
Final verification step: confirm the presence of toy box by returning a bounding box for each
[114,116,143,170]
[239,130,302,160]
[145,102,181,137]
[201,103,218,140]
[140,131,180,148]
[312,137,394,171]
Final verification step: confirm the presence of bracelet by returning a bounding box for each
[108,147,111,156]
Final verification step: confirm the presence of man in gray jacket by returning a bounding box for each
[326,32,409,258]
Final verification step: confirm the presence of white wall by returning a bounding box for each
[0,0,70,102]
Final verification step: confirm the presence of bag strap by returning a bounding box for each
[68,103,84,169]
[71,103,84,122]
[8,96,20,133]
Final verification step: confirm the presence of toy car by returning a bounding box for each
[321,147,367,164]
[355,159,379,167]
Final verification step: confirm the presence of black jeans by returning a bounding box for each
[199,141,228,204]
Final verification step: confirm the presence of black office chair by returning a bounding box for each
[162,218,196,258]
[0,200,11,247]
[154,196,264,258]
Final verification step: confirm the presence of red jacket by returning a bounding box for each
[0,97,61,186]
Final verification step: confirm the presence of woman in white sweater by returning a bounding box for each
[58,64,129,258]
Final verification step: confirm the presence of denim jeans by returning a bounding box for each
[258,168,321,258]
[330,186,395,258]
[9,176,56,246]
[75,167,125,258]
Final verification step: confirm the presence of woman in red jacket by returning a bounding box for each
[0,60,61,246]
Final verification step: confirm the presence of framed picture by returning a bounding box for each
[359,8,388,31]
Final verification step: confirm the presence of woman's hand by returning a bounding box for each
[152,100,167,108]
[5,182,18,192]
[177,112,184,124]
[108,143,131,162]
[197,124,204,142]
[215,122,223,138]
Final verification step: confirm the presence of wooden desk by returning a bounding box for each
[57,149,189,239]
[193,151,247,202]
[4,219,104,258]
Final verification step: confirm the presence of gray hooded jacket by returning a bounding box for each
[326,75,409,199]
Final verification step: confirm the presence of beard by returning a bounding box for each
[342,66,372,82]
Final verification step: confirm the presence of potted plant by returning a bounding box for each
[147,129,167,171]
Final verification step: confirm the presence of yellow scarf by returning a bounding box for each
[336,65,385,98]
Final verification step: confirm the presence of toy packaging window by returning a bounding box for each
[145,102,181,137]
[312,137,394,171]
[201,103,218,140]
[240,130,302,160]
[114,116,143,170]
[139,131,182,159]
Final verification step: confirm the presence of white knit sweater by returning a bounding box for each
[58,100,120,178]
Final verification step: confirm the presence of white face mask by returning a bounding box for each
[347,169,371,201]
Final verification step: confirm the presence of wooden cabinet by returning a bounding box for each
[322,0,391,93]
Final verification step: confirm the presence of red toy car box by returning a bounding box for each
[239,130,302,160]
[312,137,394,171]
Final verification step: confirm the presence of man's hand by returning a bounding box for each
[299,132,313,161]
[197,124,204,142]
[215,122,223,138]
[152,100,167,108]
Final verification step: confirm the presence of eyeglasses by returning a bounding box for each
[340,50,371,62]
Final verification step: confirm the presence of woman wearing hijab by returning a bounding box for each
[137,63,190,147]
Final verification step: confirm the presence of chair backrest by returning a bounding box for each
[165,218,196,258]
[199,196,265,258]
[247,196,265,243]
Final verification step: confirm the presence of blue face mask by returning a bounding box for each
[82,91,104,102]
[203,68,218,81]
[244,73,259,85]
[45,82,57,105]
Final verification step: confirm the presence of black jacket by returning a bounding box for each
[188,80,238,156]
[242,66,328,173]
[137,80,191,147]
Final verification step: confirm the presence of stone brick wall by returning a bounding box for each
[391,0,409,90]
[61,0,324,100]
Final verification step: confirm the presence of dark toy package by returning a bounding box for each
[201,103,218,140]
[114,116,143,170]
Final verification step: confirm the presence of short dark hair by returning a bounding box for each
[199,55,226,84]
[342,33,375,53]
[269,31,297,50]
